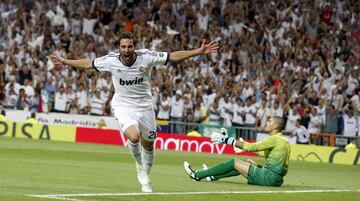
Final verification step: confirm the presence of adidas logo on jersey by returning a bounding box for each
[119,77,144,85]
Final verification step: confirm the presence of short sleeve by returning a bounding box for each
[92,54,115,72]
[146,50,169,67]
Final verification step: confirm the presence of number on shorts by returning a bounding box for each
[149,131,156,140]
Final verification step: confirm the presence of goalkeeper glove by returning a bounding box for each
[210,128,235,146]
[233,138,244,153]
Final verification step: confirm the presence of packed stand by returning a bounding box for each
[0,0,359,141]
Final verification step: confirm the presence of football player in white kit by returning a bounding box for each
[49,32,219,192]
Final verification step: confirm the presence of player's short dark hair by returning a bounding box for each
[119,32,136,45]
[272,116,285,131]
[31,112,36,118]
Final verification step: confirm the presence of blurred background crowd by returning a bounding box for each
[0,0,359,140]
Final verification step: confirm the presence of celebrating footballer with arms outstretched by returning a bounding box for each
[49,32,219,192]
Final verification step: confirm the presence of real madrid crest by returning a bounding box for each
[138,65,145,73]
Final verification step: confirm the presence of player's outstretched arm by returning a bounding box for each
[48,55,93,69]
[169,39,219,63]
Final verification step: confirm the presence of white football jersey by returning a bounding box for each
[93,49,169,109]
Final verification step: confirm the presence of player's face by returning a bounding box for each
[264,118,276,133]
[119,39,135,64]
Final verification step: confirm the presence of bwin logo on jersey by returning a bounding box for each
[119,77,144,85]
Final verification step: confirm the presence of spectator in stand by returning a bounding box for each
[5,75,21,95]
[350,88,360,112]
[285,104,301,134]
[23,79,35,99]
[65,85,76,104]
[232,97,245,129]
[184,112,195,133]
[29,88,41,112]
[243,96,257,139]
[170,90,184,134]
[208,101,221,125]
[307,90,320,106]
[90,90,105,116]
[76,83,89,113]
[183,96,193,116]
[44,78,56,97]
[202,88,216,108]
[307,107,323,135]
[323,104,340,134]
[255,99,271,131]
[315,98,326,123]
[18,64,33,85]
[196,96,210,124]
[68,99,80,114]
[241,78,255,101]
[293,119,310,144]
[54,85,68,113]
[219,93,233,127]
[270,100,284,118]
[157,92,171,121]
[100,86,110,103]
[342,107,358,138]
[3,83,17,109]
[15,88,30,111]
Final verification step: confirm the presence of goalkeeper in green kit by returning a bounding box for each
[184,116,291,186]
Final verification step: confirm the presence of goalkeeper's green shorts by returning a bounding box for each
[247,165,284,186]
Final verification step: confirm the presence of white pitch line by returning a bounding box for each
[28,189,360,199]
[30,195,87,201]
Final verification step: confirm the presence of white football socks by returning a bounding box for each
[127,140,142,165]
[141,148,154,175]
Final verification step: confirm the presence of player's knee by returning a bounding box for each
[141,141,154,151]
[127,135,140,143]
[245,159,253,163]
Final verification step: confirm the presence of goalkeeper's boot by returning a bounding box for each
[136,163,152,192]
[183,161,200,181]
[201,164,214,181]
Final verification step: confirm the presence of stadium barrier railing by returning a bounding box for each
[167,121,359,148]
[309,132,359,147]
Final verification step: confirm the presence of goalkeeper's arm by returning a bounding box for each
[210,128,245,149]
[234,140,245,149]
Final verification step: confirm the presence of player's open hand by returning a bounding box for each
[210,131,226,144]
[200,39,220,54]
[211,128,234,145]
[48,55,65,65]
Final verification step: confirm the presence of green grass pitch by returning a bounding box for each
[0,137,359,201]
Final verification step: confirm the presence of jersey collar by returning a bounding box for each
[118,52,137,67]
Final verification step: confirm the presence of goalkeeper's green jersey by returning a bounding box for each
[243,132,291,176]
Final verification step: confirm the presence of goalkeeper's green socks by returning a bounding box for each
[213,170,240,180]
[195,159,239,180]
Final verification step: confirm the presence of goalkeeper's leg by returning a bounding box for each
[212,170,240,180]
[196,159,250,180]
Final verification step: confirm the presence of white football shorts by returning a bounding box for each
[112,106,157,141]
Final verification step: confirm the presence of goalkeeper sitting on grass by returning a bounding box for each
[184,116,291,186]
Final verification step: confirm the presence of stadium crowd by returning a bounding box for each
[0,0,359,139]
